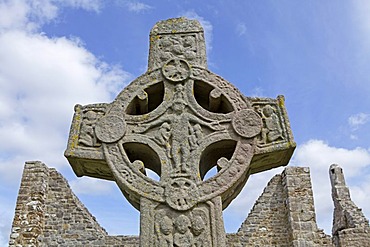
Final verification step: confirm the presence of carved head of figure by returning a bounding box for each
[172,98,187,114]
[174,215,191,234]
[159,216,173,235]
[262,105,274,117]
[183,35,195,47]
[192,215,206,236]
[85,110,97,121]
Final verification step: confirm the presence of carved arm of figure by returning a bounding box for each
[187,114,225,131]
[134,115,172,133]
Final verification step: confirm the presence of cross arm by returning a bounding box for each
[248,95,295,174]
[64,103,114,181]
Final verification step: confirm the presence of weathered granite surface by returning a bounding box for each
[9,161,370,246]
[64,17,295,246]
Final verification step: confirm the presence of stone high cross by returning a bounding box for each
[65,18,295,246]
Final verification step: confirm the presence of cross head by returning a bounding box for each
[65,17,295,246]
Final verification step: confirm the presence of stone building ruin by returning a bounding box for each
[9,162,370,246]
[8,18,370,246]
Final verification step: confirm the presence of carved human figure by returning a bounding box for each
[172,36,184,56]
[188,124,203,150]
[261,105,283,143]
[182,35,196,60]
[188,124,197,150]
[194,124,203,141]
[79,110,99,147]
[169,97,191,173]
[137,85,222,173]
[157,215,173,247]
[158,37,173,62]
[153,122,172,158]
[192,215,208,247]
[174,83,186,100]
[174,215,193,247]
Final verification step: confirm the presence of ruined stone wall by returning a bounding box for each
[282,167,333,247]
[236,167,332,247]
[9,162,370,246]
[9,161,49,246]
[104,236,139,246]
[9,161,139,247]
[237,174,290,246]
[40,164,108,246]
[336,228,370,247]
[330,164,370,247]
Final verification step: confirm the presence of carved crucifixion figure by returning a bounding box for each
[65,17,296,246]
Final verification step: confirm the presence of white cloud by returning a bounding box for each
[115,0,152,13]
[0,31,131,183]
[0,0,103,32]
[352,1,370,41]
[350,134,358,140]
[226,139,370,234]
[0,199,13,246]
[291,140,370,233]
[126,1,152,12]
[0,0,54,31]
[348,112,370,130]
[182,10,213,52]
[236,23,247,36]
[351,173,370,212]
[70,177,114,195]
[292,140,370,176]
[59,0,103,12]
[250,86,265,97]
[0,1,131,242]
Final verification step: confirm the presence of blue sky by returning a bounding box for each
[1,0,370,245]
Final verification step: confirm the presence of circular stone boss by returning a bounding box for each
[232,109,263,138]
[95,115,126,143]
[164,177,199,211]
[162,58,190,82]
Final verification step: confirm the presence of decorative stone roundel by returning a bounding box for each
[95,115,126,143]
[164,177,199,211]
[232,109,263,138]
[162,58,190,82]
